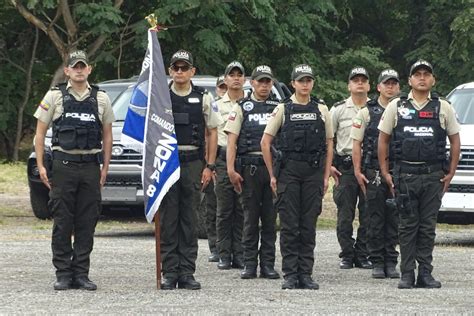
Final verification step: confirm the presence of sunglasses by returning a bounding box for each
[171,64,191,72]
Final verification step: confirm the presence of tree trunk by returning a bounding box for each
[13,27,39,161]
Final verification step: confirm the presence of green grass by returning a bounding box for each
[0,161,28,194]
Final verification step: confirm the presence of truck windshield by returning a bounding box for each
[447,88,474,124]
[112,88,134,121]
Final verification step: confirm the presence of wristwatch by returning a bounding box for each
[206,163,216,171]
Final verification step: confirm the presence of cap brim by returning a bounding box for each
[253,74,273,81]
[380,76,399,83]
[349,73,369,80]
[171,59,193,66]
[225,66,244,76]
[217,82,226,87]
[69,59,88,67]
[293,74,314,81]
[410,65,432,75]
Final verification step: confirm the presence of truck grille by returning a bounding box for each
[449,184,474,193]
[106,174,142,186]
[111,148,143,165]
[457,148,474,171]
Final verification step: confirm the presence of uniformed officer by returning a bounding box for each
[160,50,222,290]
[204,75,227,263]
[261,64,334,289]
[34,50,114,291]
[378,60,460,289]
[225,65,280,279]
[330,67,373,270]
[215,61,245,270]
[351,69,401,279]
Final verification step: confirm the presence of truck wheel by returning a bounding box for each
[196,194,208,239]
[29,186,51,219]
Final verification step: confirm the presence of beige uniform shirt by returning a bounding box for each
[224,93,275,154]
[171,83,223,150]
[34,81,114,154]
[217,91,241,147]
[330,97,369,155]
[378,91,461,136]
[350,97,386,142]
[263,94,334,139]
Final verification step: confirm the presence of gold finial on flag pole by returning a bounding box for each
[145,13,168,31]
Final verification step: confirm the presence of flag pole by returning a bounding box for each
[154,212,161,290]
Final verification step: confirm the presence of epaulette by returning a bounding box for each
[51,82,67,90]
[310,96,325,105]
[192,84,205,95]
[90,84,104,93]
[439,96,451,104]
[332,100,345,107]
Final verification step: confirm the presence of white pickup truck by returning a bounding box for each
[439,82,474,224]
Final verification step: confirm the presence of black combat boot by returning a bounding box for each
[385,265,400,279]
[416,268,441,288]
[240,265,257,279]
[177,275,201,290]
[339,258,354,269]
[398,270,415,289]
[260,265,280,279]
[53,276,73,291]
[160,276,178,290]
[232,257,245,269]
[371,266,386,279]
[217,257,232,270]
[72,276,97,291]
[208,252,219,262]
[281,276,298,290]
[354,258,373,269]
[298,275,319,290]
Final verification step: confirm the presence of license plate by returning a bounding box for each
[102,187,138,202]
[441,192,474,211]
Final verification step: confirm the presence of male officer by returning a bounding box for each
[204,75,227,263]
[34,50,114,291]
[330,67,372,269]
[351,69,401,279]
[215,61,246,270]
[261,64,334,289]
[225,65,280,279]
[378,60,460,289]
[160,49,222,290]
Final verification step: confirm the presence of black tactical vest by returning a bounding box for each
[169,83,205,148]
[52,83,102,150]
[362,99,385,169]
[392,94,446,163]
[278,98,326,164]
[237,95,278,155]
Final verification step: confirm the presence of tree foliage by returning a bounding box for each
[0,0,472,160]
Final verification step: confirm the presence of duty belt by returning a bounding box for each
[238,155,265,166]
[178,149,201,163]
[398,162,443,174]
[53,151,102,163]
[217,145,227,161]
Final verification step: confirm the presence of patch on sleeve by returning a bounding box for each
[271,107,279,117]
[228,111,237,121]
[39,100,50,111]
[352,118,362,128]
[211,100,219,113]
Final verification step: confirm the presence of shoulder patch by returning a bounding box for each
[211,100,219,113]
[39,99,50,111]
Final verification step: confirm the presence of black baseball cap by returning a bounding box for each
[224,61,245,76]
[291,64,314,81]
[378,69,400,84]
[251,65,274,80]
[170,49,193,66]
[410,59,433,76]
[67,50,88,67]
[348,67,369,81]
[216,75,225,87]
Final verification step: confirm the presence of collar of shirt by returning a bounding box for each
[66,80,91,91]
[290,94,310,105]
[347,96,369,108]
[171,83,192,97]
[408,91,432,108]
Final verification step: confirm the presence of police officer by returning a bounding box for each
[204,75,227,263]
[378,60,460,289]
[215,61,245,270]
[225,65,280,279]
[330,67,372,270]
[261,64,334,289]
[351,69,401,279]
[160,50,222,290]
[34,50,114,291]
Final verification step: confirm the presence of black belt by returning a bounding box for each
[217,146,227,161]
[178,150,201,163]
[238,155,265,166]
[398,162,443,174]
[53,151,101,163]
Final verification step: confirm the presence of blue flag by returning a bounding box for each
[121,29,180,223]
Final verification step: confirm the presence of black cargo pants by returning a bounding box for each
[396,169,444,274]
[215,156,244,261]
[240,163,277,268]
[49,159,101,279]
[333,165,368,261]
[276,160,324,278]
[365,168,399,268]
[159,159,202,279]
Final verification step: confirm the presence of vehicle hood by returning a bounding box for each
[453,124,474,147]
[112,121,124,143]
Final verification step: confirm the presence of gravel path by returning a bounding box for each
[1,222,473,315]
